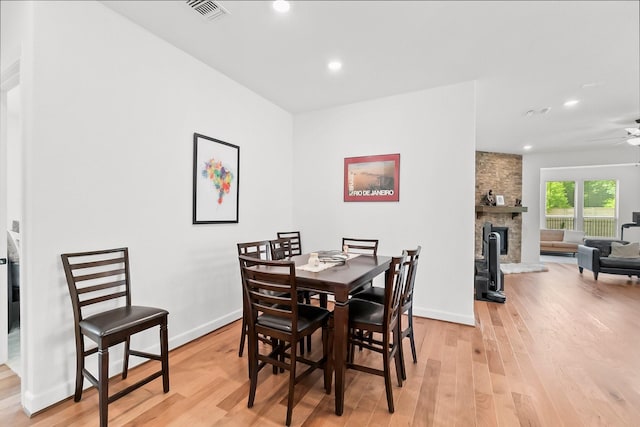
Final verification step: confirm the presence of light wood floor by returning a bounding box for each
[2,263,640,426]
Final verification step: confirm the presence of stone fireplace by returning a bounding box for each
[475,151,524,263]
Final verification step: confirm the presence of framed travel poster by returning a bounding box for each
[344,153,400,202]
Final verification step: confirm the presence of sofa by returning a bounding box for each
[540,229,585,255]
[578,239,640,280]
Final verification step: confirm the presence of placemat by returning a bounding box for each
[296,253,360,273]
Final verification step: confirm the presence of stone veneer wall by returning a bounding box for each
[475,151,523,263]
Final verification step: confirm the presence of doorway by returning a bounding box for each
[1,62,22,378]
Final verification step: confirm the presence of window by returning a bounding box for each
[545,181,575,230]
[583,180,617,237]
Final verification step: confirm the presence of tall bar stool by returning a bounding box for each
[353,246,421,379]
[240,255,332,426]
[236,240,271,357]
[61,247,169,427]
[347,253,407,413]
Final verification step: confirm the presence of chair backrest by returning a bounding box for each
[277,231,302,256]
[401,246,421,308]
[237,240,271,262]
[61,247,132,324]
[342,237,379,255]
[270,238,292,261]
[239,255,298,336]
[383,253,407,329]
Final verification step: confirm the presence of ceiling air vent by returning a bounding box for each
[186,0,228,21]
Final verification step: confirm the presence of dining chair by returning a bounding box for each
[270,237,293,261]
[346,253,406,413]
[237,240,271,357]
[239,255,332,426]
[60,247,169,427]
[352,246,421,379]
[342,237,379,256]
[270,237,312,354]
[276,231,302,256]
[278,231,329,309]
[342,237,379,295]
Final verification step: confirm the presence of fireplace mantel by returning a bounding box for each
[475,205,528,219]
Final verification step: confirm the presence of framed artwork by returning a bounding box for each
[495,195,505,206]
[193,133,239,224]
[344,153,400,202]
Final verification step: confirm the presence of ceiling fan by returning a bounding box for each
[588,118,640,145]
[625,119,640,145]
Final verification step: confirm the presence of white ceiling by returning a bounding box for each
[102,0,640,154]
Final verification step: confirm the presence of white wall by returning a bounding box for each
[0,0,30,70]
[522,146,640,262]
[292,82,477,326]
[18,1,293,413]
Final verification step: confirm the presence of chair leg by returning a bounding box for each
[122,337,130,379]
[160,322,170,393]
[239,316,247,357]
[382,344,395,413]
[305,292,312,353]
[247,333,258,408]
[408,308,417,364]
[397,318,407,381]
[298,293,309,354]
[319,294,328,309]
[286,343,297,426]
[358,329,365,352]
[98,346,109,427]
[74,337,84,402]
[348,328,355,364]
[271,338,280,374]
[393,327,404,387]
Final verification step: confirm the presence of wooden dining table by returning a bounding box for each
[291,253,392,415]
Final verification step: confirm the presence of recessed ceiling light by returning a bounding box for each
[272,0,290,13]
[523,145,532,151]
[563,99,580,107]
[581,82,602,88]
[525,109,535,117]
[328,61,342,72]
[540,107,551,114]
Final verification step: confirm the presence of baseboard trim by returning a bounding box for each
[413,306,475,326]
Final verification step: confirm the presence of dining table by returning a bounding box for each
[291,252,392,416]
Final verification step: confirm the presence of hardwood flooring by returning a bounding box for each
[1,262,640,426]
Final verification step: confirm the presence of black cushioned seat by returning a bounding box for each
[348,298,384,327]
[80,306,169,339]
[258,304,330,333]
[353,286,385,305]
